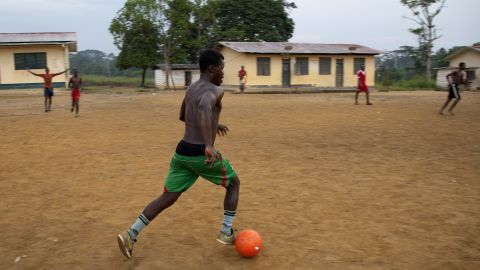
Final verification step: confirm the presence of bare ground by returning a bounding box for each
[0,89,479,270]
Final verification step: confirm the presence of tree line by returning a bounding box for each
[376,45,463,87]
[109,0,296,87]
[73,0,459,88]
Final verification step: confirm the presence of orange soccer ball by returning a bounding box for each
[235,230,263,258]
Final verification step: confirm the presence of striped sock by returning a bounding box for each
[128,213,150,240]
[221,210,236,236]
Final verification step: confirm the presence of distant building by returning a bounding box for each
[154,64,200,89]
[436,43,480,91]
[0,32,77,89]
[218,41,379,90]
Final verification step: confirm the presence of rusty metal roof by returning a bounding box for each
[0,32,77,51]
[219,41,379,55]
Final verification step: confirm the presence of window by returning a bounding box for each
[319,57,331,75]
[14,53,47,70]
[295,57,309,75]
[257,57,271,76]
[466,70,476,81]
[353,57,365,74]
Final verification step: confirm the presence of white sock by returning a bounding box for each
[128,213,150,240]
[221,210,236,235]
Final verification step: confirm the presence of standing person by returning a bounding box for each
[238,66,247,93]
[439,62,467,115]
[355,64,372,105]
[117,49,241,259]
[68,69,82,117]
[26,67,69,112]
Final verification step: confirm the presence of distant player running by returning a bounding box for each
[68,69,82,117]
[117,49,241,259]
[355,64,372,105]
[26,67,69,112]
[439,62,467,115]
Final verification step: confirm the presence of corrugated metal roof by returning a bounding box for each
[154,64,199,70]
[0,32,76,43]
[219,41,379,55]
[0,32,77,51]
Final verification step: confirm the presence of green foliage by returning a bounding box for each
[376,44,462,86]
[213,0,295,42]
[70,50,151,77]
[400,0,446,80]
[164,0,195,63]
[377,76,436,90]
[110,0,162,86]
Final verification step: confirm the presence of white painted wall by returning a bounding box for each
[155,69,200,89]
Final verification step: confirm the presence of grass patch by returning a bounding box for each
[82,74,155,87]
[376,77,436,91]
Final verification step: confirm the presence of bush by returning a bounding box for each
[376,76,436,90]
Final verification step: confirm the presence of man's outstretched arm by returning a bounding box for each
[26,69,41,77]
[52,68,70,77]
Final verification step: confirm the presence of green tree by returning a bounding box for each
[189,0,218,62]
[110,0,162,87]
[400,0,446,80]
[164,0,195,64]
[213,0,295,42]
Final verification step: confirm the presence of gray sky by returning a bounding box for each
[0,0,479,54]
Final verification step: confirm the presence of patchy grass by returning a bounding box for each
[82,74,155,87]
[376,77,436,91]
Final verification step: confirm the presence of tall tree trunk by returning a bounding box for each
[141,67,147,88]
[164,46,170,90]
[426,48,432,81]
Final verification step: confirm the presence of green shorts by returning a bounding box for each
[164,152,237,192]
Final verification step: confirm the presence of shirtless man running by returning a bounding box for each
[117,49,241,259]
[68,69,82,117]
[439,62,468,115]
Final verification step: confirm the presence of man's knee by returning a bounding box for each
[230,176,240,189]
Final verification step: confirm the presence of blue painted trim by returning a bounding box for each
[0,82,65,90]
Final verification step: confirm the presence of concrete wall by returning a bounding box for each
[222,47,249,86]
[449,50,480,68]
[0,45,69,87]
[437,68,479,90]
[155,69,200,89]
[220,47,376,88]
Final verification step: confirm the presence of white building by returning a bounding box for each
[154,64,200,89]
[0,32,77,89]
[436,44,480,91]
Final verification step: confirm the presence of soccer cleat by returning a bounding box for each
[117,230,136,259]
[216,229,235,245]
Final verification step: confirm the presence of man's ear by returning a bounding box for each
[207,65,215,73]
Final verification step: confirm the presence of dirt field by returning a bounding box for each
[0,89,479,270]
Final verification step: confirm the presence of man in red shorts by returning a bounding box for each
[355,64,372,105]
[26,67,69,112]
[238,66,247,93]
[68,69,82,117]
